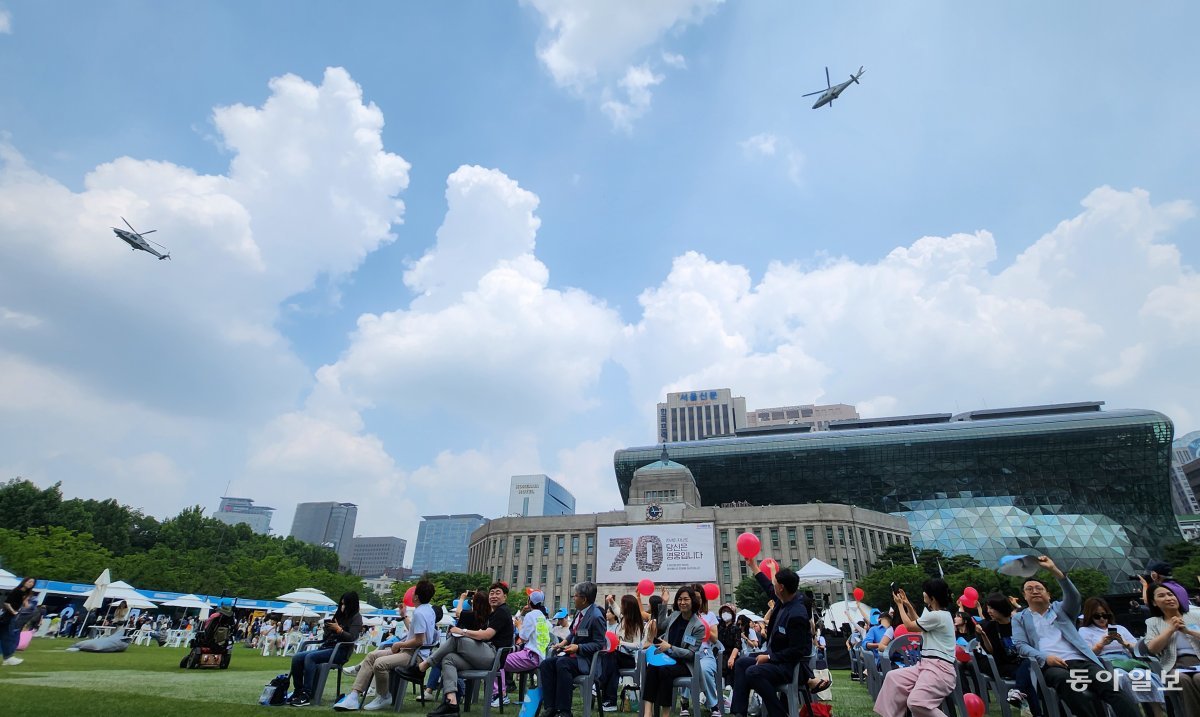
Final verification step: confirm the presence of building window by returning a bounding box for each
[491,540,497,557]
[542,536,550,556]
[722,561,731,582]
[838,527,846,547]
[557,535,565,556]
[787,527,797,548]
[770,528,780,549]
[739,562,747,577]
[570,565,578,584]
[513,537,521,556]
[528,536,535,555]
[526,565,533,583]
[826,527,835,546]
[555,564,563,583]
[586,564,593,581]
[511,566,519,584]
[499,538,506,556]
[571,535,580,554]
[720,531,729,550]
[645,489,678,501]
[806,527,815,547]
[587,536,594,555]
[540,565,547,584]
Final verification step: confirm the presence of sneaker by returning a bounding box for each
[344,663,361,675]
[422,689,437,701]
[334,692,362,711]
[491,696,513,708]
[1007,689,1026,706]
[2,657,22,666]
[364,695,394,711]
[289,692,312,707]
[601,702,618,713]
[711,711,722,717]
[428,701,461,717]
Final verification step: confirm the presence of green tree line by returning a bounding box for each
[0,478,367,601]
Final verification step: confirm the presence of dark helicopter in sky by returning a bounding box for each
[112,217,170,260]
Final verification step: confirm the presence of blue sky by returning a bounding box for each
[1,1,1198,552]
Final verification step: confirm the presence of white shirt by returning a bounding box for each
[915,609,956,662]
[1030,608,1089,662]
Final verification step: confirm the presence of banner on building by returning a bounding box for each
[596,523,716,583]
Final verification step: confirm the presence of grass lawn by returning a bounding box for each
[0,639,1005,717]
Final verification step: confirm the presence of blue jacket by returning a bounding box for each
[1012,576,1100,667]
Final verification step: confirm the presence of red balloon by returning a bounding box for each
[852,587,865,601]
[760,558,780,579]
[959,595,978,609]
[736,532,761,559]
[637,579,655,597]
[893,625,908,638]
[963,586,979,601]
[605,631,619,653]
[703,583,720,601]
[955,646,972,663]
[963,693,985,717]
[525,587,534,596]
[403,586,416,608]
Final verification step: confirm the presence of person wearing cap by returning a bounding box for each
[333,580,438,712]
[539,582,606,717]
[1138,561,1191,613]
[491,590,551,707]
[551,608,570,642]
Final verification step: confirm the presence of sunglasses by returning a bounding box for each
[1093,613,1112,620]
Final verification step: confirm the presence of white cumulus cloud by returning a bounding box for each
[524,0,721,129]
[0,9,11,34]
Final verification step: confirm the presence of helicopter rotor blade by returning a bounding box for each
[139,229,157,235]
[122,217,137,233]
[801,90,825,97]
[825,66,831,90]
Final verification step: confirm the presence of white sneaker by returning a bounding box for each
[3,657,22,666]
[490,696,512,708]
[333,692,362,711]
[344,663,361,675]
[364,695,393,711]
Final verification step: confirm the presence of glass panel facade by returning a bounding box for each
[614,409,1176,584]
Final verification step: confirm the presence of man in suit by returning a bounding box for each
[1012,555,1139,717]
[539,581,606,717]
[727,557,825,717]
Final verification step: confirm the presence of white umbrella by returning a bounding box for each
[82,580,157,610]
[276,588,337,606]
[437,610,456,627]
[795,558,845,586]
[159,594,213,610]
[82,569,112,611]
[736,608,764,622]
[0,568,19,591]
[276,602,320,618]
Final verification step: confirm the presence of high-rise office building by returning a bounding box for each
[411,514,487,574]
[349,536,407,577]
[1174,430,1200,515]
[657,389,747,443]
[289,502,358,567]
[508,475,576,517]
[213,497,275,534]
[744,403,860,433]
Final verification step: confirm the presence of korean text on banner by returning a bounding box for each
[596,523,717,583]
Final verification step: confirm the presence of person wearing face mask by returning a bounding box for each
[717,605,740,684]
[1145,582,1200,716]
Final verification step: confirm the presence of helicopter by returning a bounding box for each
[112,217,170,260]
[802,66,865,109]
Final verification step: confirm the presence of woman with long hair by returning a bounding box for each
[717,604,740,683]
[1144,584,1200,716]
[643,587,706,717]
[601,593,647,711]
[874,578,957,717]
[286,591,362,706]
[1,576,35,666]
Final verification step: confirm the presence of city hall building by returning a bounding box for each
[467,454,909,611]
[614,402,1178,586]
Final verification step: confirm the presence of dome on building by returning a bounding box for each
[633,446,692,478]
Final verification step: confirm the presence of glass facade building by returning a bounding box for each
[614,407,1177,585]
[411,514,488,575]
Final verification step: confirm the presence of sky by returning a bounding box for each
[1,1,1198,559]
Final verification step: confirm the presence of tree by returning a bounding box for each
[0,479,66,532]
[0,526,113,582]
[858,564,927,609]
[944,567,1019,605]
[734,576,768,615]
[1066,568,1110,601]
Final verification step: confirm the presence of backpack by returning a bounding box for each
[261,674,289,705]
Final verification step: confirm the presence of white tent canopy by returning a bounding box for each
[736,608,764,622]
[821,600,875,631]
[0,568,19,591]
[276,588,337,606]
[82,579,157,610]
[796,558,845,586]
[359,602,378,614]
[159,594,213,609]
[275,602,320,618]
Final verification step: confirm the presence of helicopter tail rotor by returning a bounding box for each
[159,253,171,261]
[852,66,865,84]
